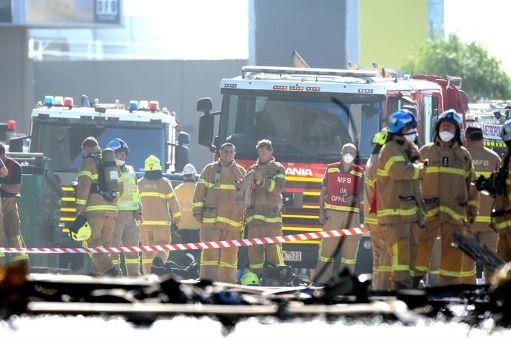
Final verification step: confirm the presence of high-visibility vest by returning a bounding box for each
[324,162,363,213]
[117,165,140,211]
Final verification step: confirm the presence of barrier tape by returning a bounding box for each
[0,227,368,255]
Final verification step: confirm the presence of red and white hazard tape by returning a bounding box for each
[0,227,368,254]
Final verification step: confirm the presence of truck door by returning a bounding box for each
[420,94,440,144]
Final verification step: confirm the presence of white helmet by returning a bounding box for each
[501,119,511,142]
[465,113,477,127]
[182,163,197,176]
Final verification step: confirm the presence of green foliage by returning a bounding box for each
[403,34,511,101]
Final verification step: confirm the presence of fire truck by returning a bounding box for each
[467,101,511,157]
[10,96,187,272]
[196,65,469,273]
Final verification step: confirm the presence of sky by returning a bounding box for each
[443,0,511,74]
[122,0,249,60]
[122,0,511,73]
[76,0,511,72]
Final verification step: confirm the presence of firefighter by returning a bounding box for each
[464,126,501,282]
[138,155,181,274]
[76,137,119,276]
[243,139,286,279]
[363,129,391,290]
[416,109,479,286]
[107,138,142,277]
[0,144,25,267]
[377,110,426,289]
[174,163,201,265]
[192,143,246,283]
[494,119,511,263]
[314,143,363,284]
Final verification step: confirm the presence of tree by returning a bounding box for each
[403,34,511,101]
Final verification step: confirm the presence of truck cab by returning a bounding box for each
[17,96,185,272]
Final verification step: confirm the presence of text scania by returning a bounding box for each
[285,168,313,176]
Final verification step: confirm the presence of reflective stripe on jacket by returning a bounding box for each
[76,156,117,212]
[138,177,181,227]
[376,136,424,225]
[420,141,478,223]
[174,181,198,230]
[245,157,286,217]
[192,161,246,227]
[466,141,500,229]
[363,154,378,225]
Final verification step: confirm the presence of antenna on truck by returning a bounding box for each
[291,50,310,68]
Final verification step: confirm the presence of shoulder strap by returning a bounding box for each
[213,162,221,187]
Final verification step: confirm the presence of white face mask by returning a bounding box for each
[404,129,417,143]
[115,159,125,167]
[342,153,354,164]
[439,131,455,142]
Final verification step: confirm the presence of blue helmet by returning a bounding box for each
[435,109,463,145]
[386,109,417,134]
[107,138,129,154]
[436,109,463,131]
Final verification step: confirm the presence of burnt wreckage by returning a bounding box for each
[1,233,510,333]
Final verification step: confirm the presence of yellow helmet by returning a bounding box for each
[144,155,162,171]
[240,271,260,286]
[71,222,91,241]
[69,215,91,241]
[372,127,389,146]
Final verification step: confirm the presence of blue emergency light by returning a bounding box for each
[43,96,54,106]
[128,100,138,112]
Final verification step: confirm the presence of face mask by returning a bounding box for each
[115,159,125,167]
[403,129,417,143]
[343,153,354,164]
[439,131,455,142]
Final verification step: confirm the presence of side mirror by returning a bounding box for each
[9,136,28,153]
[494,111,502,120]
[198,114,215,149]
[197,97,213,113]
[174,145,190,173]
[177,131,190,145]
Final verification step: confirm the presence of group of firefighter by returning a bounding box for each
[73,137,287,282]
[363,108,511,290]
[3,107,511,289]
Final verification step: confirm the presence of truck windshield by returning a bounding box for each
[31,121,166,172]
[219,91,384,162]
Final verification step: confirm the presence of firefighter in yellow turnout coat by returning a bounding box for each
[416,110,479,286]
[138,155,181,274]
[76,137,120,276]
[193,143,246,283]
[364,130,391,290]
[464,126,500,282]
[377,110,426,289]
[243,140,286,277]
